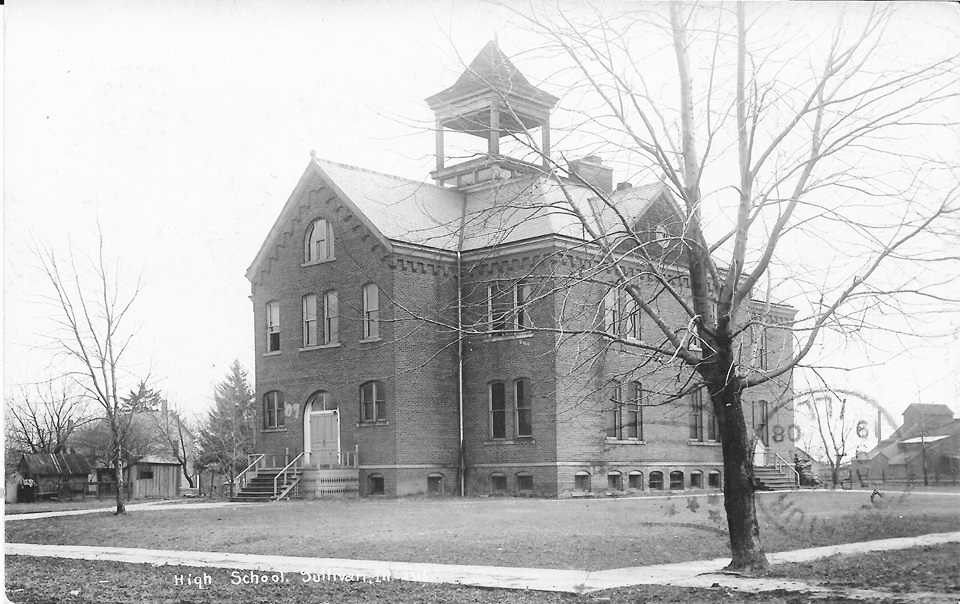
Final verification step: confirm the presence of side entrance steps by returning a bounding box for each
[753,465,798,491]
[230,469,302,502]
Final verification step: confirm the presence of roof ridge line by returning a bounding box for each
[312,157,453,193]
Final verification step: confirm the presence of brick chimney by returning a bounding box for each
[568,155,613,195]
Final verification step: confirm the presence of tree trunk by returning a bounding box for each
[709,375,768,570]
[113,440,126,515]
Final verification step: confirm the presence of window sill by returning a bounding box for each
[261,428,287,433]
[483,439,536,446]
[357,420,389,427]
[263,350,282,357]
[301,258,335,267]
[688,440,721,446]
[358,337,382,344]
[605,438,646,445]
[482,331,534,343]
[299,342,341,352]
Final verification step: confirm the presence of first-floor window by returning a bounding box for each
[323,290,339,345]
[302,294,318,347]
[360,381,385,422]
[489,381,506,439]
[137,469,154,480]
[605,381,642,440]
[263,391,285,429]
[691,388,719,442]
[753,399,770,446]
[515,379,532,438]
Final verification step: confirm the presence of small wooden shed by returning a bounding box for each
[18,453,93,500]
[127,454,181,499]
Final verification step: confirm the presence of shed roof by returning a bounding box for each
[134,454,181,465]
[19,453,92,477]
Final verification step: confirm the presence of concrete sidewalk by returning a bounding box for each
[4,501,261,522]
[7,530,960,595]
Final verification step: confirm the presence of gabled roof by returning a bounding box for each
[903,403,955,417]
[247,157,679,279]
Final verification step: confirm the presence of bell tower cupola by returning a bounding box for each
[426,40,558,189]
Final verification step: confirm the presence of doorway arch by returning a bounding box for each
[303,391,340,466]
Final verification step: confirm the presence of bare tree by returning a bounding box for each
[5,379,94,455]
[415,2,960,570]
[150,401,197,489]
[37,233,142,515]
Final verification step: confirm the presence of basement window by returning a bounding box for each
[607,472,623,491]
[490,473,507,494]
[427,473,444,495]
[574,471,591,492]
[649,471,664,491]
[516,472,534,493]
[708,470,722,488]
[628,471,643,490]
[368,474,384,495]
[690,471,703,489]
[670,471,685,491]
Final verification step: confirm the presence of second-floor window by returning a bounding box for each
[266,301,281,352]
[487,281,531,333]
[302,294,318,347]
[304,218,334,263]
[362,283,379,339]
[323,290,339,345]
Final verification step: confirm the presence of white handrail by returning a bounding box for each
[273,452,304,498]
[235,454,264,490]
[774,453,801,489]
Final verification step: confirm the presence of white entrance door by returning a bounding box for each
[309,411,339,467]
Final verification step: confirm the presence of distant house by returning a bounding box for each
[126,454,181,499]
[856,403,960,484]
[17,453,93,500]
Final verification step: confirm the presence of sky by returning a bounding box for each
[4,1,959,431]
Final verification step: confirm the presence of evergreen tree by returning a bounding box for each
[197,361,256,496]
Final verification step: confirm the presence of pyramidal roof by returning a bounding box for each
[426,40,558,107]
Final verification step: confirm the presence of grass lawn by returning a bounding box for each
[4,557,858,604]
[764,543,960,594]
[3,497,211,515]
[6,490,958,571]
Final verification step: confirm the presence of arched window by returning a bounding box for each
[490,473,507,494]
[690,471,703,489]
[368,474,384,495]
[306,390,336,412]
[360,381,385,422]
[607,471,623,491]
[304,218,334,263]
[574,471,591,492]
[515,379,532,438]
[516,472,534,492]
[302,294,318,347]
[628,471,643,490]
[649,471,664,490]
[263,391,285,429]
[489,381,506,439]
[670,471,685,490]
[708,470,722,489]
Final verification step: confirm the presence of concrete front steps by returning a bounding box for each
[230,469,301,502]
[753,465,798,491]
